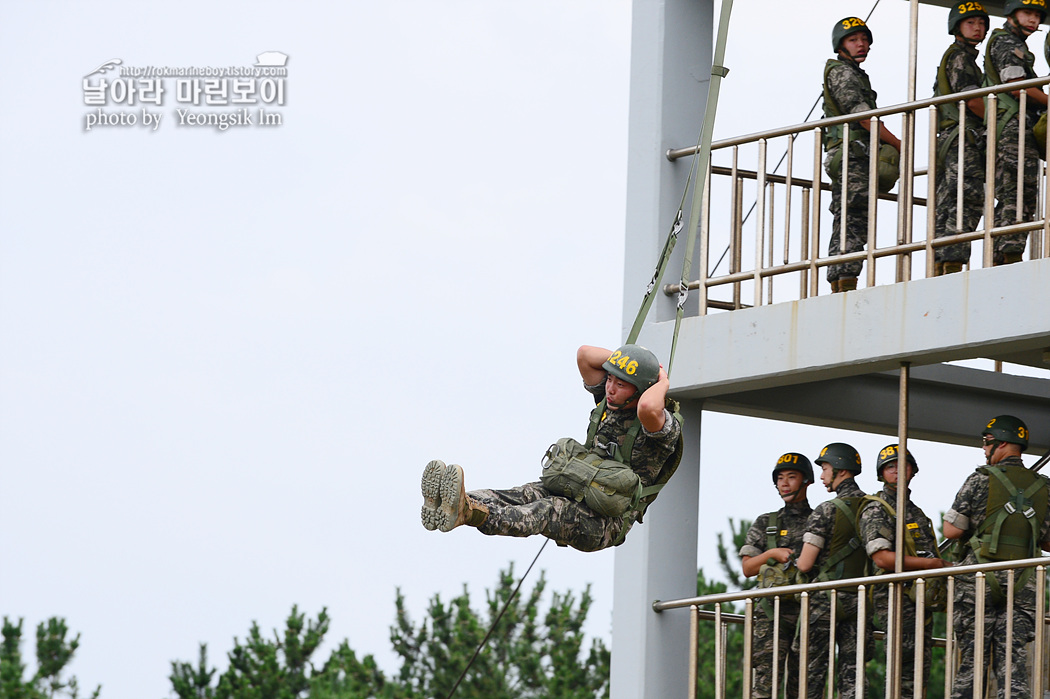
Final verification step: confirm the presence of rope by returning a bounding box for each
[444,538,550,699]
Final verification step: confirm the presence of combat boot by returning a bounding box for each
[942,262,964,274]
[831,277,858,293]
[421,460,489,532]
[993,251,1023,266]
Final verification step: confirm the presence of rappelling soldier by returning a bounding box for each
[857,445,950,698]
[943,415,1050,699]
[738,452,814,699]
[822,17,901,293]
[795,443,872,699]
[420,344,683,552]
[985,0,1048,265]
[932,2,990,275]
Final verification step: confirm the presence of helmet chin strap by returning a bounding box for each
[780,484,806,503]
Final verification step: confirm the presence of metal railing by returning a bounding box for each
[664,77,1050,314]
[654,556,1050,699]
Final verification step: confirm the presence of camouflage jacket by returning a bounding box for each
[584,382,682,487]
[858,484,939,559]
[740,500,813,560]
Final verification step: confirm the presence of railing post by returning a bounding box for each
[743,598,754,699]
[1005,569,1015,699]
[926,105,938,278]
[689,605,698,699]
[984,95,997,268]
[946,574,955,699]
[975,572,987,699]
[714,602,724,699]
[811,127,822,297]
[1034,565,1046,699]
[868,116,880,289]
[754,138,767,309]
[799,591,810,699]
[700,162,711,316]
[731,146,741,308]
[801,187,811,299]
[914,578,926,699]
[784,134,795,294]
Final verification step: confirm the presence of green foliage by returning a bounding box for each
[716,518,755,591]
[390,564,609,699]
[168,565,609,699]
[0,617,99,699]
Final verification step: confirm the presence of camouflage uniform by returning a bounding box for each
[986,24,1044,259]
[857,485,940,697]
[794,478,872,699]
[823,58,878,282]
[470,381,681,552]
[933,40,985,264]
[739,500,813,699]
[944,456,1050,699]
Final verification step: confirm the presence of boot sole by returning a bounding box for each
[420,460,446,531]
[437,463,465,532]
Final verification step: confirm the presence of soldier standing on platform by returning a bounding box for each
[822,17,901,293]
[858,445,951,697]
[739,453,814,699]
[796,443,872,699]
[932,3,989,275]
[984,0,1048,265]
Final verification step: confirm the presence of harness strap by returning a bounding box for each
[815,498,863,582]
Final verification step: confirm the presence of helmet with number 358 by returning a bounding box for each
[603,344,661,393]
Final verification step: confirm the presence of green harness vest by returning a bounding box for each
[968,464,1049,601]
[822,58,878,151]
[539,397,685,547]
[934,42,985,166]
[984,27,1038,140]
[755,511,802,619]
[815,496,868,583]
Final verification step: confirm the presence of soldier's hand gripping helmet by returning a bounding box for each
[982,414,1030,451]
[772,452,815,485]
[875,444,918,481]
[602,344,661,407]
[948,1,989,35]
[1004,0,1047,23]
[815,442,863,474]
[832,17,874,53]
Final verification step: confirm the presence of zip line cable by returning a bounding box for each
[444,538,550,699]
[709,0,883,276]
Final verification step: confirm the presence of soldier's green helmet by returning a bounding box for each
[948,1,989,34]
[772,452,814,485]
[982,415,1030,450]
[875,444,918,481]
[815,442,863,474]
[1004,0,1047,20]
[832,17,874,52]
[602,344,661,393]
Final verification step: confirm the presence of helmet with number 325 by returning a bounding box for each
[948,1,989,34]
[1003,0,1046,20]
[603,344,661,393]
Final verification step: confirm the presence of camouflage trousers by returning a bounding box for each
[825,141,870,282]
[470,482,625,552]
[794,594,873,699]
[751,601,800,699]
[993,119,1040,258]
[934,129,984,263]
[872,585,933,697]
[951,575,1037,699]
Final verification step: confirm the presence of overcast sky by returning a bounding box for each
[1,2,1046,698]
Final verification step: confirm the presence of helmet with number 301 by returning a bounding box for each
[948,1,989,34]
[603,344,661,393]
[982,414,1030,450]
[1004,0,1046,20]
[832,17,874,52]
[772,452,814,485]
[815,442,863,474]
